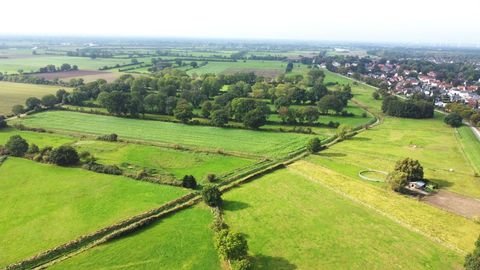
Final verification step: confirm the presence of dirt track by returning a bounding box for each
[423,190,480,219]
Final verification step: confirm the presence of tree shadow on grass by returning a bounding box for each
[350,136,371,141]
[223,200,250,211]
[429,178,453,189]
[253,254,297,270]
[317,152,347,157]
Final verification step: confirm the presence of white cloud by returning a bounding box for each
[1,0,479,45]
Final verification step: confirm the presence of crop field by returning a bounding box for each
[50,206,221,270]
[0,81,70,115]
[73,140,256,180]
[223,169,463,269]
[14,110,313,158]
[0,158,187,267]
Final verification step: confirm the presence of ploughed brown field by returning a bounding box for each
[28,70,120,82]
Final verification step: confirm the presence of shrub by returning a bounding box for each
[206,173,217,183]
[12,104,25,115]
[0,116,7,129]
[215,229,249,261]
[386,171,408,192]
[182,175,197,189]
[202,185,222,207]
[97,133,118,142]
[5,135,29,157]
[231,258,253,270]
[306,137,322,153]
[465,235,480,270]
[27,143,40,154]
[444,112,463,128]
[82,163,123,175]
[49,145,79,166]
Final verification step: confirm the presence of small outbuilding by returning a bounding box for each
[409,181,426,190]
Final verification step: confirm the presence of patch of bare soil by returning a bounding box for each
[423,190,480,219]
[28,70,115,81]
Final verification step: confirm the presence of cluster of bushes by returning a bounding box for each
[97,133,118,142]
[99,61,144,71]
[445,103,480,127]
[13,123,47,133]
[306,137,323,153]
[444,113,463,127]
[465,235,480,270]
[82,163,123,175]
[211,208,252,270]
[181,175,197,189]
[0,135,80,166]
[382,96,434,119]
[0,116,7,129]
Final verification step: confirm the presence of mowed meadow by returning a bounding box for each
[50,206,221,270]
[14,110,313,158]
[223,169,463,269]
[0,158,187,267]
[0,81,69,115]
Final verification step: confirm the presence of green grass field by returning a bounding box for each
[50,206,220,270]
[0,127,75,147]
[73,140,255,180]
[456,126,480,174]
[291,160,480,254]
[14,110,312,158]
[223,169,463,269]
[0,55,135,74]
[322,70,480,198]
[0,158,187,267]
[187,60,287,76]
[0,81,70,115]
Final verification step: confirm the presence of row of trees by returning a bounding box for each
[11,92,64,115]
[37,63,78,73]
[382,96,434,119]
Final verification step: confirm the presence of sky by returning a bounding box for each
[1,0,479,45]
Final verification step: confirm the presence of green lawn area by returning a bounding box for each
[0,127,75,147]
[456,126,480,174]
[50,206,221,270]
[223,169,463,269]
[73,140,256,181]
[290,160,480,254]
[0,81,70,115]
[0,158,187,267]
[14,110,312,158]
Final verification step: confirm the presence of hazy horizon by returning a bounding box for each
[2,0,480,46]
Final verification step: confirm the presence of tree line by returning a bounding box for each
[24,67,353,130]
